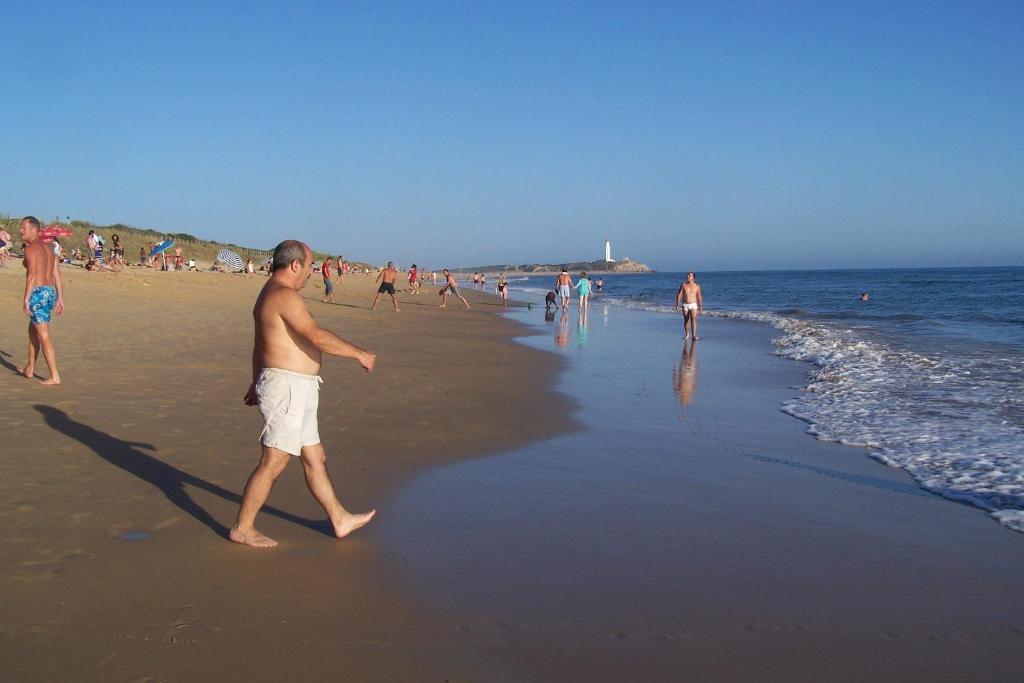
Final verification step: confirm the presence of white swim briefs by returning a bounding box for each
[680,302,698,311]
[256,367,323,456]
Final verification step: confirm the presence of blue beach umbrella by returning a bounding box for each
[150,239,174,257]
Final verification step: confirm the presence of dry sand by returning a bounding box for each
[0,264,567,681]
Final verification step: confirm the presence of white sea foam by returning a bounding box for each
[714,310,1024,533]
[515,284,1024,533]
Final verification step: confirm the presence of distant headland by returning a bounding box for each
[457,257,654,275]
[459,238,654,274]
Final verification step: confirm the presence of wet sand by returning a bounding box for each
[2,267,1022,681]
[379,304,1024,681]
[0,266,567,681]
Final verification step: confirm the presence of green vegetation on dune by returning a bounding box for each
[0,214,364,268]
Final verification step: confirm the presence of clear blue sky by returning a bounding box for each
[2,1,1021,270]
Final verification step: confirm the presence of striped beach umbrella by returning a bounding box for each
[216,248,245,271]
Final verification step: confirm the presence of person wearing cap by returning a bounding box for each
[555,268,574,309]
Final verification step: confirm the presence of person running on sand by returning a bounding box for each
[231,240,377,548]
[17,216,64,385]
[575,272,592,310]
[321,257,334,302]
[439,269,470,309]
[556,269,573,309]
[371,261,400,311]
[408,264,420,294]
[496,272,509,310]
[674,271,704,340]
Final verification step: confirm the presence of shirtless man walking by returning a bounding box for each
[674,271,704,340]
[371,261,400,312]
[231,240,376,548]
[439,269,470,309]
[556,269,573,309]
[18,217,64,385]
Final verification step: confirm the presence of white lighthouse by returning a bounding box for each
[604,238,614,262]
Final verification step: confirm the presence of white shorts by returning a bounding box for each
[558,285,571,298]
[256,368,323,456]
[680,302,698,312]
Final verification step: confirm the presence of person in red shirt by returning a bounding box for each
[321,257,335,303]
[408,264,420,294]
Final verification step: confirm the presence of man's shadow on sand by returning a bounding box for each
[0,349,21,375]
[34,405,331,538]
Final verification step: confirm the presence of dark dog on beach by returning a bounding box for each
[545,291,557,310]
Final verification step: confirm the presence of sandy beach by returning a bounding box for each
[0,265,567,680]
[2,265,1022,681]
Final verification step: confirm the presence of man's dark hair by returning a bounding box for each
[22,216,41,230]
[272,240,308,271]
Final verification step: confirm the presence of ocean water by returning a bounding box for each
[510,267,1024,532]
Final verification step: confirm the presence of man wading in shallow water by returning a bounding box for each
[19,216,64,385]
[675,271,704,340]
[231,240,377,548]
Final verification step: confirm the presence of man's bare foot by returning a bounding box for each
[229,525,279,548]
[19,366,34,378]
[40,375,61,386]
[333,510,376,539]
[684,335,690,340]
[439,304,446,309]
[693,336,699,341]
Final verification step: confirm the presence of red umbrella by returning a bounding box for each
[39,225,74,243]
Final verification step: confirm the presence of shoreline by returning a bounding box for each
[4,266,1021,680]
[377,306,1024,681]
[0,266,577,681]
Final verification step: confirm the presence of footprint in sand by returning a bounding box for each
[12,569,57,583]
[151,516,182,531]
[108,521,133,537]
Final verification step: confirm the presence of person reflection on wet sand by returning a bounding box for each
[34,405,324,538]
[672,339,698,407]
[555,308,570,347]
[577,307,590,348]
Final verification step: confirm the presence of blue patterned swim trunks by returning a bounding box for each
[29,285,57,325]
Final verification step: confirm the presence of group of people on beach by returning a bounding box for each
[547,270,606,311]
[13,211,706,550]
[13,216,376,547]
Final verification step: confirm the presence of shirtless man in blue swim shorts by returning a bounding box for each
[19,216,64,385]
[231,240,377,548]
